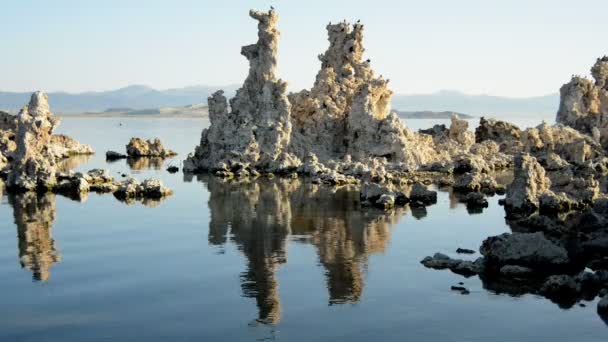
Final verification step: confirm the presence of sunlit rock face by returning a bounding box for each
[4,92,94,190]
[185,8,457,177]
[288,20,443,169]
[184,9,298,173]
[504,153,551,213]
[7,92,60,190]
[199,176,402,323]
[557,56,608,148]
[9,192,61,282]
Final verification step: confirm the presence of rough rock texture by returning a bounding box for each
[521,123,602,165]
[557,57,608,148]
[480,232,570,271]
[185,9,457,178]
[504,153,551,213]
[126,138,176,158]
[475,117,521,144]
[50,134,94,158]
[2,92,95,190]
[114,177,173,200]
[184,9,297,173]
[6,92,60,190]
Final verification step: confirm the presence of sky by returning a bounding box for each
[1,0,607,97]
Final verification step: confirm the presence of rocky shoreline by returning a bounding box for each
[176,8,608,322]
[2,5,608,324]
[0,92,174,204]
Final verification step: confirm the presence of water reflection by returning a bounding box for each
[127,157,165,171]
[8,192,61,282]
[57,154,92,172]
[199,176,406,324]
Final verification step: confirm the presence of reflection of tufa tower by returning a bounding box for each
[9,193,62,282]
[207,178,293,325]
[203,176,402,323]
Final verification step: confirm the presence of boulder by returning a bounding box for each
[126,138,176,158]
[480,232,570,270]
[409,182,437,205]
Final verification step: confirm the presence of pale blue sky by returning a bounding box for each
[2,0,606,96]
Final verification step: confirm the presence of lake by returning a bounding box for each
[0,117,606,341]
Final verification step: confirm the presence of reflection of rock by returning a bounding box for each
[56,154,92,172]
[9,192,61,281]
[201,176,402,323]
[127,157,164,171]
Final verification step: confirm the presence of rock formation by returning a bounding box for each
[557,56,608,148]
[185,8,460,179]
[504,153,551,213]
[2,92,94,191]
[6,92,61,190]
[126,138,177,158]
[184,9,298,174]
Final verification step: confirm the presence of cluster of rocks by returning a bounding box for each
[0,92,94,191]
[359,182,437,210]
[54,168,173,204]
[422,227,608,314]
[0,92,173,202]
[182,9,492,184]
[418,56,608,322]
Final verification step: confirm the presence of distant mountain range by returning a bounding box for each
[392,90,558,120]
[0,86,559,121]
[0,85,239,114]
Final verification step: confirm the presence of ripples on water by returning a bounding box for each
[0,117,606,341]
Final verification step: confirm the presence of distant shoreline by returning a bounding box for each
[56,113,207,119]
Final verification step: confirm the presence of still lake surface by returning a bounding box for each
[1,117,606,341]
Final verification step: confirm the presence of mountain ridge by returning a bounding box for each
[0,86,559,120]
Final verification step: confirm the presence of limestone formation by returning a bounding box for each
[126,138,177,158]
[557,56,608,148]
[185,8,455,178]
[2,92,95,191]
[184,9,297,173]
[475,117,521,144]
[6,92,60,190]
[504,153,551,213]
[50,134,94,157]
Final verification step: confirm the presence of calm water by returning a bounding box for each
[0,117,606,341]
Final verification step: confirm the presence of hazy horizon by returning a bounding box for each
[2,0,607,97]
